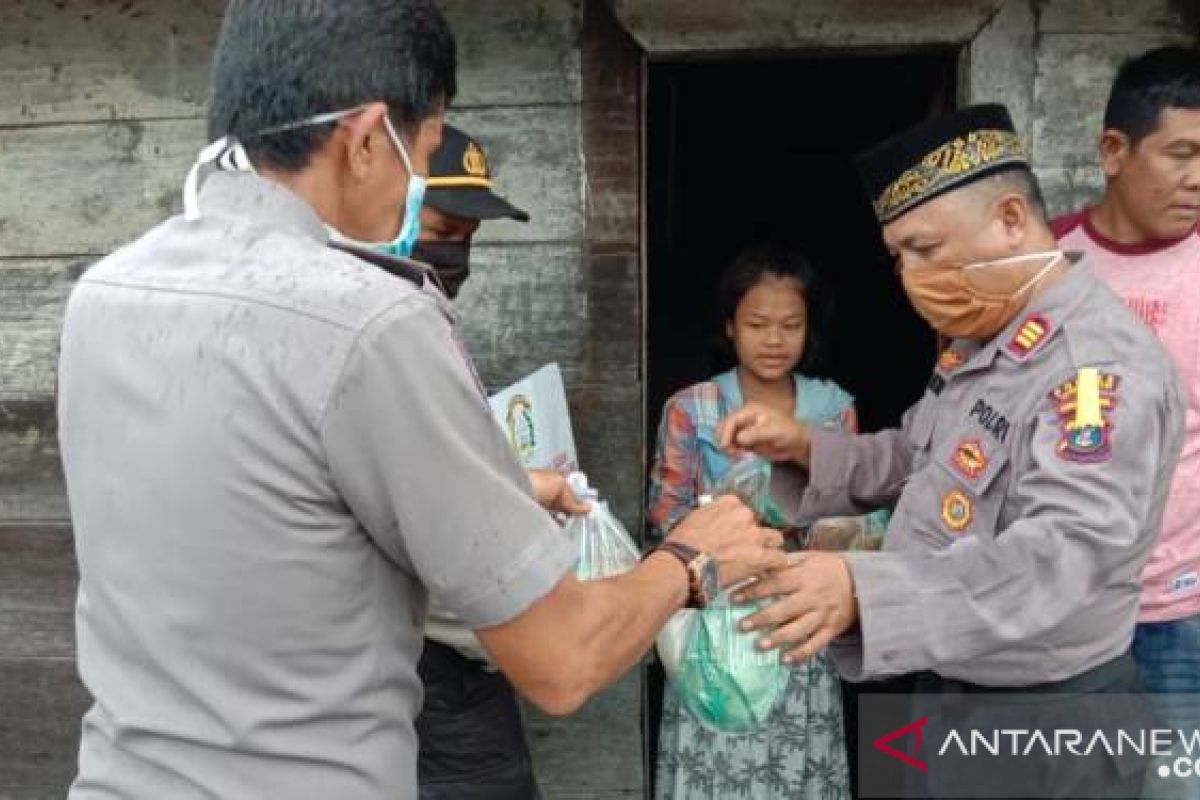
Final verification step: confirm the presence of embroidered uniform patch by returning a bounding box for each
[951,439,988,481]
[938,349,965,372]
[941,490,974,533]
[1007,315,1050,359]
[1049,367,1119,464]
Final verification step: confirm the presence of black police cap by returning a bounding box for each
[424,124,530,223]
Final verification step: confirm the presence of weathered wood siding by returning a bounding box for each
[0,0,646,796]
[2,0,1195,796]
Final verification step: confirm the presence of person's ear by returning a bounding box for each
[996,192,1030,251]
[1099,128,1132,181]
[343,103,390,181]
[725,320,735,341]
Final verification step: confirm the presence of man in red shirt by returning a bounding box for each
[1052,45,1200,795]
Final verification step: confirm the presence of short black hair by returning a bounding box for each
[1104,46,1200,145]
[207,0,457,172]
[715,245,822,373]
[965,168,1048,223]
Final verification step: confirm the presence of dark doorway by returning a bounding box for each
[643,51,959,795]
[646,52,959,438]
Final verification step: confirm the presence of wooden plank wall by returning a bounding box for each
[0,0,648,796]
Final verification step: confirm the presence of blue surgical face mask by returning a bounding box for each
[182,106,426,258]
[326,114,426,258]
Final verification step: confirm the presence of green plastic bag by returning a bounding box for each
[658,594,790,734]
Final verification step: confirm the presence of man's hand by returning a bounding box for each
[716,402,812,466]
[528,469,591,515]
[667,496,788,587]
[735,552,858,664]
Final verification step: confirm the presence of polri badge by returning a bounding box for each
[941,490,974,533]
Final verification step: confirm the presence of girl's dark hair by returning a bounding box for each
[714,245,822,373]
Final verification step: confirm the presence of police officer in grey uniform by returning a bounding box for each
[55,3,783,798]
[410,126,546,800]
[722,105,1186,797]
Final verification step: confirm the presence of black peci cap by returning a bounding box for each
[424,124,530,223]
[857,104,1030,224]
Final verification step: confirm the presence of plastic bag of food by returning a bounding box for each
[658,591,789,734]
[705,450,790,530]
[562,472,640,581]
[806,509,890,551]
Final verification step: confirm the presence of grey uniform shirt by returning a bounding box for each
[773,258,1184,686]
[57,172,574,799]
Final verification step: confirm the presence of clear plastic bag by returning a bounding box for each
[563,472,640,581]
[657,592,789,734]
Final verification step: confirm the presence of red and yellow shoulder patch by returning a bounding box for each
[1048,367,1119,464]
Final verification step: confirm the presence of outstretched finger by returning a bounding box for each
[782,627,838,665]
[756,610,822,653]
[734,560,805,604]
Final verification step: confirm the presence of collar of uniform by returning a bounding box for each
[995,253,1094,364]
[946,254,1095,376]
[329,240,442,292]
[197,171,329,243]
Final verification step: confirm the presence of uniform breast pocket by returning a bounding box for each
[929,425,1012,543]
[892,423,1013,550]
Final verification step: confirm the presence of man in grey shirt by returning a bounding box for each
[57,2,782,798]
[722,105,1183,796]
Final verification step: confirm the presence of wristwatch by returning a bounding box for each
[646,541,720,609]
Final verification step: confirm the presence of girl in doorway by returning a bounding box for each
[648,245,853,800]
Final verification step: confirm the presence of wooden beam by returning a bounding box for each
[961,0,1036,148]
[0,0,581,128]
[0,106,581,259]
[0,525,76,659]
[449,106,585,246]
[0,657,89,797]
[611,0,1004,54]
[0,400,66,523]
[1038,0,1192,36]
[0,259,85,401]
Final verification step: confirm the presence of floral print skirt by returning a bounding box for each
[655,653,850,800]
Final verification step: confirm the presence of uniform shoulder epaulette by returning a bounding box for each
[1005,314,1053,362]
[327,241,430,288]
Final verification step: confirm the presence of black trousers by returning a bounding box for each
[416,640,541,800]
[905,653,1152,800]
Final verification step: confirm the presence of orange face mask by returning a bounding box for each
[900,251,1063,340]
